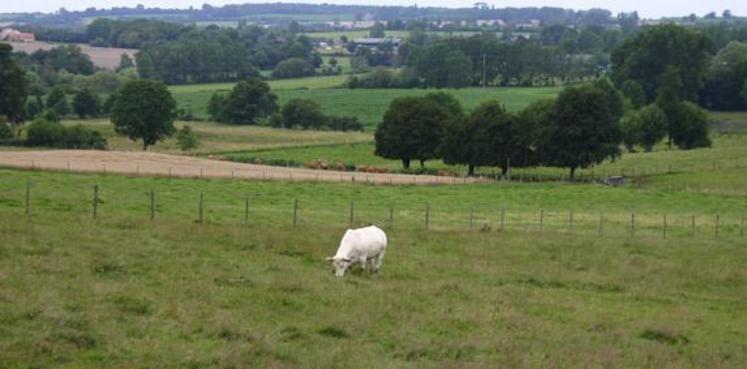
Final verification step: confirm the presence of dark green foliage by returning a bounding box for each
[655,66,685,148]
[591,78,625,121]
[117,54,135,71]
[208,78,278,124]
[620,80,646,109]
[411,43,472,88]
[346,68,419,89]
[0,44,28,126]
[176,125,199,151]
[375,97,448,168]
[442,100,516,175]
[369,23,386,38]
[46,87,70,117]
[541,85,622,178]
[110,79,176,150]
[612,24,710,103]
[25,119,106,150]
[514,99,555,169]
[672,102,711,150]
[29,45,95,76]
[25,96,44,120]
[700,41,747,111]
[0,122,12,139]
[272,58,315,79]
[326,116,363,132]
[280,98,326,129]
[620,105,668,152]
[72,89,101,118]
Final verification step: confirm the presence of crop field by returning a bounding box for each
[172,79,562,127]
[0,167,746,367]
[5,41,137,70]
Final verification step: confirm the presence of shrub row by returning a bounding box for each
[26,120,107,149]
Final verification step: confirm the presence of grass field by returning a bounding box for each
[172,81,562,127]
[60,119,370,154]
[0,168,746,367]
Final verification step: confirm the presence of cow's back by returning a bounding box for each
[335,226,387,259]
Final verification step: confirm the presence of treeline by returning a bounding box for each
[374,78,710,177]
[8,4,623,28]
[117,20,322,84]
[207,78,363,132]
[348,31,613,89]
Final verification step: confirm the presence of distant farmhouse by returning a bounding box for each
[0,28,35,42]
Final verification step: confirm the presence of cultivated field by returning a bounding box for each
[0,167,746,367]
[5,41,138,70]
[172,80,561,127]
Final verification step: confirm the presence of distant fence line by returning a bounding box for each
[8,154,747,187]
[15,180,746,241]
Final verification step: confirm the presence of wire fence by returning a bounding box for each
[8,179,746,241]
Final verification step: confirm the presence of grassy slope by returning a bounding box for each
[172,80,561,127]
[0,169,746,368]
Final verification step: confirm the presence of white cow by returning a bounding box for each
[326,225,387,277]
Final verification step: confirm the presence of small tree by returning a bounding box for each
[637,105,668,151]
[655,66,684,148]
[117,54,135,72]
[72,89,101,118]
[0,43,28,134]
[672,102,711,150]
[208,78,277,124]
[110,79,177,151]
[176,125,199,151]
[272,58,315,79]
[375,97,448,169]
[620,79,646,109]
[542,85,622,179]
[280,98,326,129]
[46,87,70,117]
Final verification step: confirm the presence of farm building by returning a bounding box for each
[0,28,35,42]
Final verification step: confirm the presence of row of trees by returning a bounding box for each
[374,78,710,177]
[207,78,362,131]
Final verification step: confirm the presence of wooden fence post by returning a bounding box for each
[469,207,474,229]
[349,201,354,228]
[92,185,99,220]
[25,179,30,216]
[293,199,298,227]
[663,214,667,239]
[691,215,696,237]
[740,215,745,237]
[197,191,204,224]
[389,204,394,229]
[540,209,544,233]
[425,204,430,230]
[598,212,603,236]
[500,208,505,232]
[715,214,720,239]
[149,189,155,220]
[569,209,574,232]
[630,213,635,237]
[244,196,249,225]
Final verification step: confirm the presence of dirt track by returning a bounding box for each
[0,150,482,185]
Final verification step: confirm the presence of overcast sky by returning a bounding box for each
[1,0,745,19]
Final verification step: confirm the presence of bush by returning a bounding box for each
[327,116,364,132]
[272,58,315,79]
[280,98,327,129]
[0,122,12,139]
[176,125,199,151]
[26,119,106,149]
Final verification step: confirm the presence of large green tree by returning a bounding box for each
[72,89,102,118]
[280,98,326,129]
[700,41,747,111]
[0,43,28,131]
[671,102,711,150]
[541,85,622,179]
[620,104,668,152]
[110,79,176,150]
[412,43,472,88]
[611,24,710,103]
[375,97,448,169]
[208,78,278,124]
[46,86,70,117]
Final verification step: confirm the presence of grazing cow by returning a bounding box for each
[326,225,387,277]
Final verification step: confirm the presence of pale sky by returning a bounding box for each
[1,0,745,19]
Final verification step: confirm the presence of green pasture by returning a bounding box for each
[0,168,746,367]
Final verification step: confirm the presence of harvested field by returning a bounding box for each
[0,150,480,185]
[6,41,137,70]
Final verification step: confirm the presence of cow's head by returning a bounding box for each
[325,256,352,277]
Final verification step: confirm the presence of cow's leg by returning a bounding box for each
[358,257,368,273]
[373,250,385,273]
